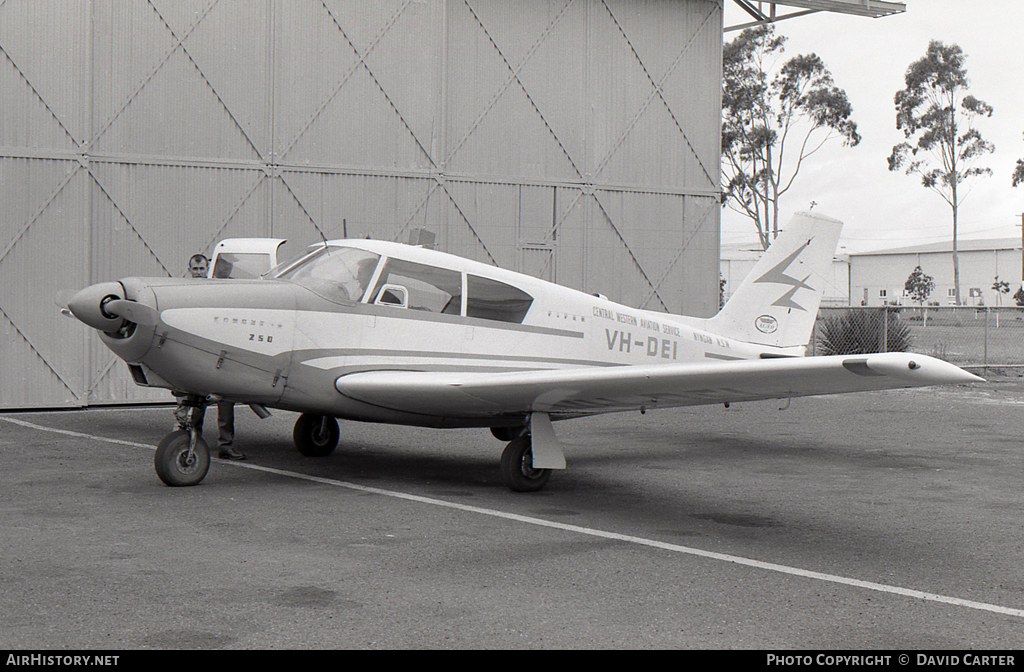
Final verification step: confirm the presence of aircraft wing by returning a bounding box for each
[334,353,981,419]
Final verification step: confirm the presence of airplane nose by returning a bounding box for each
[67,281,126,332]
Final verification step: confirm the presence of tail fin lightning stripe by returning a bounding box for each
[753,241,816,312]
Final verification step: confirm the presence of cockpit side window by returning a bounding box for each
[466,275,533,324]
[368,258,462,314]
[275,247,381,304]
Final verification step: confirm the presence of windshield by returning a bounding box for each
[265,246,320,279]
[275,246,381,304]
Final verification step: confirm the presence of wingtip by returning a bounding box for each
[959,368,987,383]
[861,353,984,385]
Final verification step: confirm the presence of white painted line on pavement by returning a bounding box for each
[5,415,1023,619]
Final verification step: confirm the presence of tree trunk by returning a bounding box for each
[772,192,780,244]
[949,101,961,306]
[952,182,960,306]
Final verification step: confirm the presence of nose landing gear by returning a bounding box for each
[154,400,210,486]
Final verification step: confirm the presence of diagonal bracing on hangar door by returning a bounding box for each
[278,0,500,264]
[448,0,584,181]
[278,0,719,303]
[594,0,717,186]
[0,0,724,408]
[282,0,434,168]
[0,37,89,403]
[448,0,719,310]
[0,0,267,402]
[278,0,505,265]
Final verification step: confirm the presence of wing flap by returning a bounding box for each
[334,353,981,419]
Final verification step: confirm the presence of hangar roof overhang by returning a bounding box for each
[727,0,906,32]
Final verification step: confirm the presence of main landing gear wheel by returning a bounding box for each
[500,434,551,492]
[154,430,211,487]
[293,414,340,457]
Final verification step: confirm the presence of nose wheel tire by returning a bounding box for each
[154,430,211,487]
[500,435,551,492]
[293,414,340,457]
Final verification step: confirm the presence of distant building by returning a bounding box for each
[849,238,1023,307]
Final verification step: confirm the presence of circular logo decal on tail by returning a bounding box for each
[755,315,779,334]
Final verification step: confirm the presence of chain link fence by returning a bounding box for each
[812,306,1024,370]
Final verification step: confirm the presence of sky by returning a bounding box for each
[720,0,1024,254]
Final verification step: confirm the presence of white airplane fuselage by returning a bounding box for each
[67,214,983,489]
[92,240,788,429]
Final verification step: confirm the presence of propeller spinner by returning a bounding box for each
[66,282,127,332]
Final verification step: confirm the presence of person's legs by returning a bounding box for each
[217,402,243,460]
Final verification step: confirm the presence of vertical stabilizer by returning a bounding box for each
[708,211,843,349]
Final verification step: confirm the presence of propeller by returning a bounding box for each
[102,299,158,327]
[54,289,76,319]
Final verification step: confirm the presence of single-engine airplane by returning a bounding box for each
[65,211,981,490]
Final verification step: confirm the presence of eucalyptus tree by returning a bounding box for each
[888,41,994,306]
[721,25,861,251]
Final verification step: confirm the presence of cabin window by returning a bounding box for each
[369,259,462,314]
[466,275,533,324]
[276,247,380,304]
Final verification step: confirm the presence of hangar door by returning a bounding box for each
[0,0,721,408]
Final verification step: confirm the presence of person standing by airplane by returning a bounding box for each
[172,253,244,460]
[186,253,209,278]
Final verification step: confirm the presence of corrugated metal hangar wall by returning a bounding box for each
[0,0,722,409]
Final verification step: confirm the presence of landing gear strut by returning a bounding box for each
[154,398,210,486]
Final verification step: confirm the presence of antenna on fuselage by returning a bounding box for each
[309,218,329,253]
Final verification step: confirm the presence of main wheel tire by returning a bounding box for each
[500,435,551,492]
[293,414,340,457]
[154,430,211,487]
